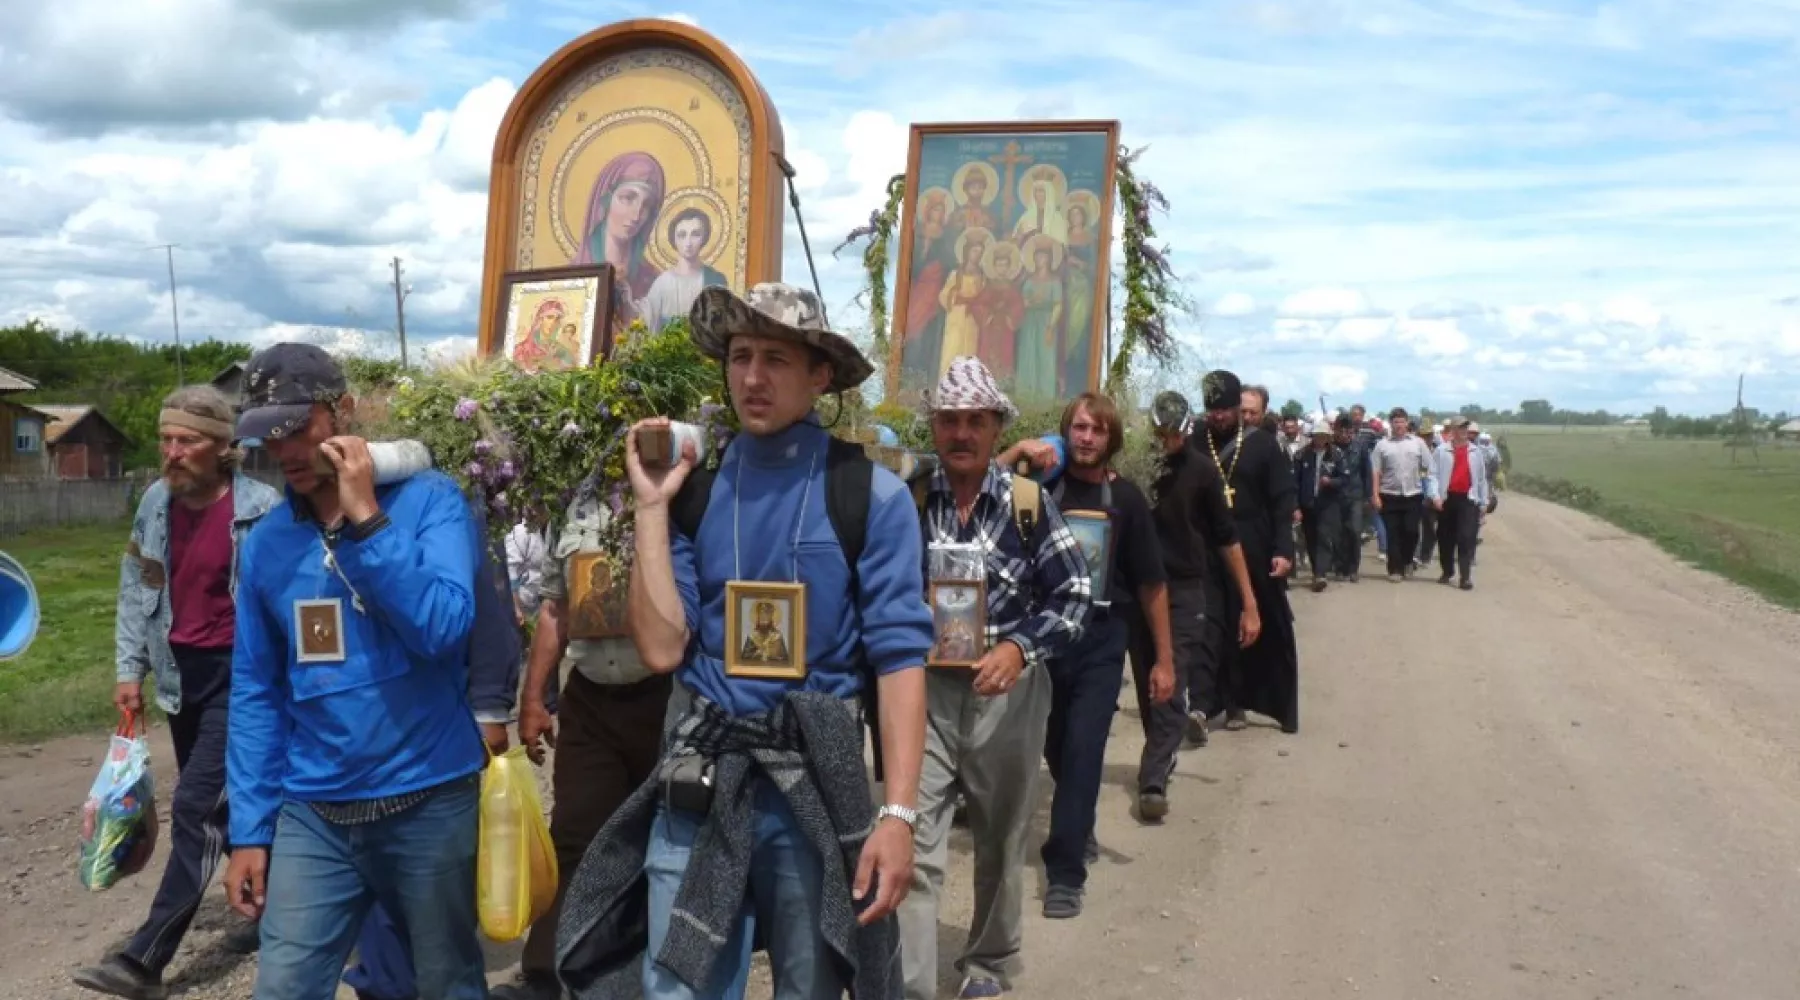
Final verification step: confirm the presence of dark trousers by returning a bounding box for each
[1138,584,1220,792]
[1041,614,1128,890]
[1417,504,1439,565]
[1334,500,1363,577]
[1379,494,1424,576]
[520,669,672,975]
[123,645,231,975]
[1437,493,1481,582]
[1300,502,1343,580]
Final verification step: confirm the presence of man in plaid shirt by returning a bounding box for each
[898,356,1092,1000]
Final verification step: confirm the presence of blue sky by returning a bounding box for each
[1,0,1796,415]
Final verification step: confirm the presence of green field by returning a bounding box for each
[1498,426,1800,608]
[0,521,135,743]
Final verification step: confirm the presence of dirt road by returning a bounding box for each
[5,495,1800,999]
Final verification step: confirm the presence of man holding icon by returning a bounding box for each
[564,283,930,1000]
[900,355,1091,999]
[1002,391,1172,919]
[220,344,491,1000]
[74,386,280,1000]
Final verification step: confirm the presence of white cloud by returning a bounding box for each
[1210,292,1258,317]
[1278,287,1386,320]
[1318,365,1369,394]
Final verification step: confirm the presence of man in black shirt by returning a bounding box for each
[1142,391,1260,820]
[1201,370,1301,735]
[1005,392,1169,918]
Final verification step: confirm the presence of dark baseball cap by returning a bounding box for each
[235,343,347,442]
[1150,390,1192,432]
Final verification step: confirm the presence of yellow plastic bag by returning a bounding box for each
[477,747,557,942]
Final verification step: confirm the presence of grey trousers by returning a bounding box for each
[899,664,1053,998]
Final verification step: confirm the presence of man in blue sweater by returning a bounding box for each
[622,283,932,999]
[220,344,489,1000]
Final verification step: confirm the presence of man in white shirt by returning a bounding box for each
[1370,409,1435,583]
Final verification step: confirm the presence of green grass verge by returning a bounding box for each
[1501,429,1800,610]
[0,521,140,744]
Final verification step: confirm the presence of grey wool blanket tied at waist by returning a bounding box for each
[554,689,901,999]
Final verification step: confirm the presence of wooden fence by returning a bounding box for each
[0,477,140,536]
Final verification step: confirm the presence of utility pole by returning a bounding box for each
[153,244,185,384]
[390,256,411,368]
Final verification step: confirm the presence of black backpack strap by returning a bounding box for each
[825,438,872,578]
[670,466,716,542]
[823,438,886,781]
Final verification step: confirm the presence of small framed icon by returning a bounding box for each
[927,580,987,668]
[567,551,629,640]
[1062,509,1115,603]
[294,598,347,664]
[724,581,807,680]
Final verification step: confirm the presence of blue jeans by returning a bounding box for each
[644,779,839,1000]
[255,777,486,1000]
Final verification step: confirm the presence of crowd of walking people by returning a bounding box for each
[82,281,1504,1000]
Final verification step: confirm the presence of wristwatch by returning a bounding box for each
[877,804,919,829]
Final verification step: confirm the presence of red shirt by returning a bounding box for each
[167,488,236,649]
[1448,446,1472,495]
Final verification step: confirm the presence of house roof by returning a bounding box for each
[211,361,245,387]
[0,366,37,393]
[1780,418,1800,433]
[40,405,129,447]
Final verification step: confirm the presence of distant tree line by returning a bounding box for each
[0,320,252,470]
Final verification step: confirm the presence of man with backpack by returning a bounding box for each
[556,283,931,1000]
[897,355,1092,1000]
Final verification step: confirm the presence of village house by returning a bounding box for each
[39,405,129,480]
[0,365,51,479]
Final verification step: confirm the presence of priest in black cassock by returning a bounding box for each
[1200,369,1301,734]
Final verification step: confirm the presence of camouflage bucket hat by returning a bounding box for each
[688,283,874,394]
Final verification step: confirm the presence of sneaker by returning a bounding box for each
[1387,573,1403,584]
[1348,572,1360,583]
[1460,579,1474,591]
[1224,709,1248,731]
[490,973,561,1000]
[71,956,167,1000]
[1310,578,1327,593]
[1185,710,1209,747]
[1138,789,1169,822]
[1438,574,1454,586]
[1043,884,1084,919]
[957,976,1006,998]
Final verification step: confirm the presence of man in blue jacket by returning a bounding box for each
[220,344,489,1000]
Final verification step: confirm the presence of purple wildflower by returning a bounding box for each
[607,482,626,517]
[464,461,485,480]
[623,379,642,394]
[561,421,581,438]
[473,439,493,456]
[454,398,479,421]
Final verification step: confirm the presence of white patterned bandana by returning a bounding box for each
[925,355,1018,426]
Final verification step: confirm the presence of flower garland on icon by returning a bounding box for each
[835,145,1187,394]
[383,318,736,571]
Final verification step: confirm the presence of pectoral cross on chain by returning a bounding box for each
[1222,483,1236,509]
[988,140,1034,226]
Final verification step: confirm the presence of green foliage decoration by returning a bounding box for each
[383,318,736,561]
